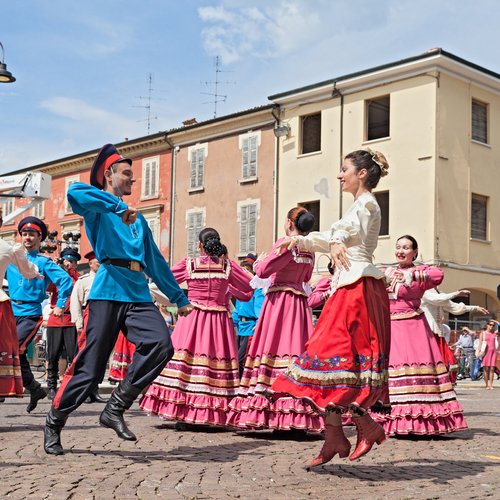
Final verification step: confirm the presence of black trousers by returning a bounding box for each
[15,315,43,387]
[53,300,174,414]
[46,325,78,388]
[237,336,251,376]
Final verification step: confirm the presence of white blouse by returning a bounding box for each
[421,289,483,337]
[0,239,40,301]
[292,192,384,291]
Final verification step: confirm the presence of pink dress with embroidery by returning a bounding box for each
[139,255,252,426]
[227,238,324,432]
[375,265,468,435]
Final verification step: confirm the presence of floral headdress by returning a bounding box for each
[364,148,389,177]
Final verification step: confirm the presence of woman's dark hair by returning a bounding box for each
[287,206,315,235]
[345,149,389,189]
[327,260,335,275]
[397,234,419,260]
[199,227,225,257]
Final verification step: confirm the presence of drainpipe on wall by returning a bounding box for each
[332,83,344,218]
[272,105,281,241]
[164,134,176,263]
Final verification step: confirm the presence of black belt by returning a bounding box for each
[13,300,39,305]
[240,316,256,322]
[102,259,144,272]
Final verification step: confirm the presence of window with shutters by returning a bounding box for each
[471,194,488,241]
[65,175,80,214]
[240,132,259,181]
[237,199,260,255]
[374,191,389,236]
[189,145,206,191]
[298,200,320,232]
[2,198,15,225]
[366,95,390,141]
[145,216,160,246]
[32,200,45,219]
[300,113,321,155]
[186,209,205,257]
[141,156,159,199]
[472,100,488,144]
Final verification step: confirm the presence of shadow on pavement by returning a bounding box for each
[0,424,101,433]
[69,439,272,463]
[235,430,324,442]
[388,426,499,440]
[310,458,500,484]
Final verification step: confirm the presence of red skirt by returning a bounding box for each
[108,332,136,381]
[271,277,391,413]
[434,334,458,383]
[0,301,24,397]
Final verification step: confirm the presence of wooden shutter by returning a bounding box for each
[472,100,487,143]
[190,149,204,189]
[144,162,151,197]
[249,136,257,177]
[248,204,257,252]
[190,151,198,189]
[145,159,158,197]
[196,151,204,187]
[471,194,487,240]
[242,138,249,178]
[240,205,249,253]
[187,213,196,256]
[187,211,204,256]
[240,204,257,253]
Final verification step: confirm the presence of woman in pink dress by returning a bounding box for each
[139,228,253,426]
[377,235,468,436]
[478,320,499,390]
[227,206,323,434]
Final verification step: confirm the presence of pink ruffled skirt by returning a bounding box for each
[374,314,468,436]
[139,308,239,426]
[227,290,324,432]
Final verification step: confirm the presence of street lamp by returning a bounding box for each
[0,42,16,83]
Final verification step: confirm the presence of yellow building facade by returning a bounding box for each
[270,49,500,321]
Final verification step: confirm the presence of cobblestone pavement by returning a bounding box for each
[0,380,498,499]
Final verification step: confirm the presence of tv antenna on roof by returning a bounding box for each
[134,73,166,134]
[201,56,235,118]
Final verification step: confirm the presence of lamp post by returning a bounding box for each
[0,41,16,83]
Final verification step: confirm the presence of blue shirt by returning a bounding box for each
[7,251,73,317]
[232,288,264,337]
[67,182,189,307]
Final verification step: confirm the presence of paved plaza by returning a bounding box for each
[0,380,498,499]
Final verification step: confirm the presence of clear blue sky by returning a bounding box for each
[1,0,499,174]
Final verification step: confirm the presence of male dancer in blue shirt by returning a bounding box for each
[6,217,73,413]
[44,144,193,455]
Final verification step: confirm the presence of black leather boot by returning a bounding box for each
[44,407,68,455]
[99,380,141,441]
[46,366,58,401]
[25,380,47,413]
[85,389,107,404]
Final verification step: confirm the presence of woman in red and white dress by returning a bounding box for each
[271,149,391,466]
